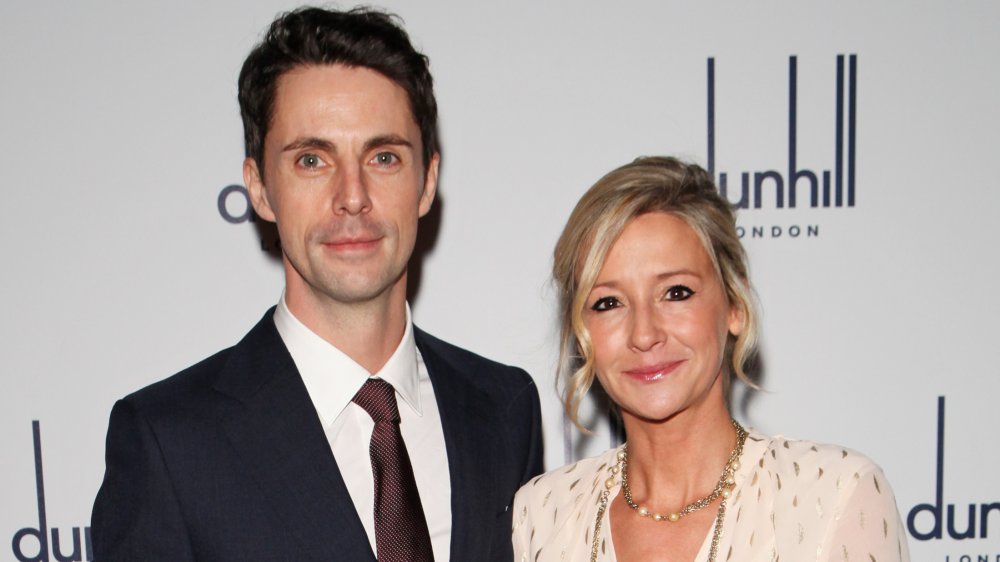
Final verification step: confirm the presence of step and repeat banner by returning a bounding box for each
[2,1,997,560]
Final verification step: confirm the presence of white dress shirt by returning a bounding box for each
[273,296,452,561]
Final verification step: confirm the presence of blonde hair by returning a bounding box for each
[553,156,758,428]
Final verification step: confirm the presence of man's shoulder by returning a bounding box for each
[121,346,234,411]
[414,326,537,404]
[120,310,279,417]
[414,327,530,379]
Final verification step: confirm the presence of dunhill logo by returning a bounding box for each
[908,397,1000,541]
[11,422,93,562]
[707,55,858,210]
[217,184,281,252]
[218,184,255,224]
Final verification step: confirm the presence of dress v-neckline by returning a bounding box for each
[600,432,767,561]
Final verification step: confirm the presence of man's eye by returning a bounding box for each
[297,153,323,168]
[372,152,399,166]
[664,285,694,301]
[590,297,620,312]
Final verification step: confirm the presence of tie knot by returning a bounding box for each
[352,378,400,424]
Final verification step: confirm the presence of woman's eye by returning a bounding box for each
[590,296,621,312]
[297,153,323,168]
[372,152,399,167]
[664,285,694,301]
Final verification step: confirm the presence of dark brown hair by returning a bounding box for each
[237,6,439,174]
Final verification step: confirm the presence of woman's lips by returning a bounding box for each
[622,361,685,382]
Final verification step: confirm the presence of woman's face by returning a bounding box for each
[584,212,741,424]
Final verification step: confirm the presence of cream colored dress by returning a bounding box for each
[512,431,910,561]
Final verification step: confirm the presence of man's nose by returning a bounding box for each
[332,161,372,216]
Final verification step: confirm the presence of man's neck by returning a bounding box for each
[284,282,408,374]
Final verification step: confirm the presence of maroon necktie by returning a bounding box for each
[353,378,435,562]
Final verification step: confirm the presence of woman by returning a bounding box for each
[512,157,909,561]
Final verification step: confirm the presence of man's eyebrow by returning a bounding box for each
[281,137,336,153]
[364,134,413,152]
[280,135,413,154]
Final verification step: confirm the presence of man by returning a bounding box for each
[91,7,543,561]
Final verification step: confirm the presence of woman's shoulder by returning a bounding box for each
[514,446,621,509]
[745,430,891,499]
[739,432,909,560]
[751,432,885,474]
[513,447,623,561]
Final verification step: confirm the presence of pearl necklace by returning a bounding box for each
[589,420,748,562]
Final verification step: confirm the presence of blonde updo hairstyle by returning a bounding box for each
[553,156,758,428]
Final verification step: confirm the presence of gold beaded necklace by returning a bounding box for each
[589,420,748,562]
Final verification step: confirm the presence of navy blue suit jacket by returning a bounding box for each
[91,309,544,561]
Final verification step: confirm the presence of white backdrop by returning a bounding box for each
[2,1,998,560]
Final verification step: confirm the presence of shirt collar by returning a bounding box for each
[272,293,423,427]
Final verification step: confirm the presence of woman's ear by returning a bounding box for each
[728,301,745,336]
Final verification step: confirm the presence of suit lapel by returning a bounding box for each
[214,310,376,562]
[416,329,501,562]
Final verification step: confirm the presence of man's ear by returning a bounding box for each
[418,153,440,218]
[244,157,276,222]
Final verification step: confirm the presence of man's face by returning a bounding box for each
[245,64,438,309]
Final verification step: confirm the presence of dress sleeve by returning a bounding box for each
[511,481,536,562]
[821,463,911,562]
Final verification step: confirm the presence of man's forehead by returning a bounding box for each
[268,63,420,140]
